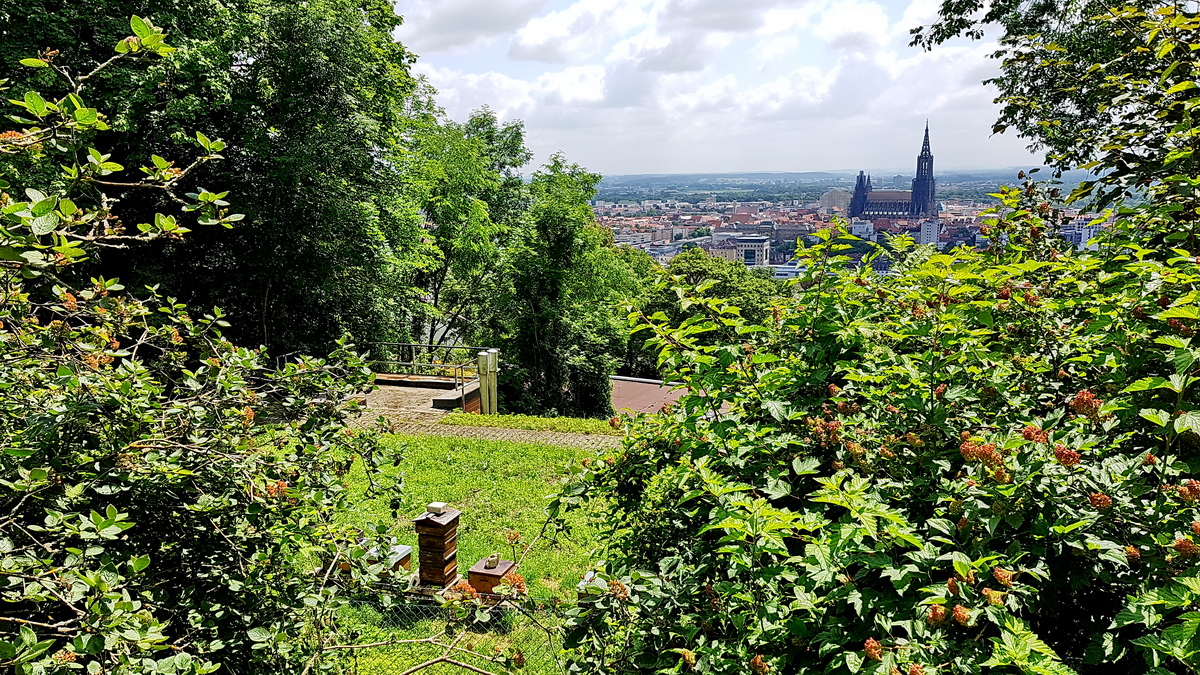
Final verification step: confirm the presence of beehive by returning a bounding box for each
[414,507,460,587]
[467,558,514,595]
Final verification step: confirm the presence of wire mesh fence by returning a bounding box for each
[333,593,567,675]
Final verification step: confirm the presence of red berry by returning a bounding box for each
[864,638,883,661]
[1175,538,1200,558]
[1053,443,1081,467]
[947,577,959,595]
[926,604,947,625]
[992,567,1014,587]
[1144,453,1158,466]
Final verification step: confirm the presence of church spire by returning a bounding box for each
[910,122,936,218]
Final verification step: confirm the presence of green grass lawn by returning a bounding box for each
[345,433,604,598]
[437,413,622,436]
[338,433,605,673]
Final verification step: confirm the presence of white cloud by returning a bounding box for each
[508,0,653,62]
[394,0,548,52]
[813,0,892,52]
[405,0,1039,173]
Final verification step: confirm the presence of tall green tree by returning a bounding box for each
[623,248,783,379]
[0,0,436,355]
[483,154,649,417]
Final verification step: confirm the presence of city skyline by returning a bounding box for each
[393,0,1044,176]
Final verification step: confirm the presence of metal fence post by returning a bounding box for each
[487,348,496,413]
[477,351,490,415]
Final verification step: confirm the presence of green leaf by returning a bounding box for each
[1125,377,1175,393]
[130,15,151,38]
[19,58,49,68]
[30,196,57,217]
[1176,411,1200,434]
[247,627,271,643]
[28,212,59,235]
[792,456,820,476]
[131,554,151,573]
[1141,409,1170,427]
[23,91,47,117]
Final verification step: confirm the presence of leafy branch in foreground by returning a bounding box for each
[0,19,402,675]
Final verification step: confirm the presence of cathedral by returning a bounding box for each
[848,124,937,219]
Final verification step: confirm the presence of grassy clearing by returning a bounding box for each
[344,433,604,597]
[438,413,621,436]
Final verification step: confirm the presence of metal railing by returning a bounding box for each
[367,343,498,405]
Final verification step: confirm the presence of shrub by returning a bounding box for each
[0,23,401,674]
[556,11,1200,673]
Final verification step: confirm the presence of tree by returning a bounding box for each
[0,26,401,674]
[621,248,782,379]
[911,0,1194,205]
[397,102,534,355]
[482,154,650,417]
[0,0,435,356]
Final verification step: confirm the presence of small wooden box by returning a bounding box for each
[467,559,515,595]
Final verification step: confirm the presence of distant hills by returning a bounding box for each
[598,168,1097,189]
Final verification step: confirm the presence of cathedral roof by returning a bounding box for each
[866,190,912,201]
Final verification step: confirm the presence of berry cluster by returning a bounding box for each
[1053,443,1081,467]
[1089,492,1113,510]
[804,418,843,448]
[1176,480,1200,502]
[960,440,1001,466]
[926,604,947,625]
[992,567,1014,587]
[750,655,771,675]
[981,588,1005,606]
[1125,546,1141,562]
[449,581,479,601]
[1022,425,1049,443]
[952,605,971,626]
[1070,390,1104,419]
[864,638,883,661]
[608,579,630,600]
[1175,538,1200,558]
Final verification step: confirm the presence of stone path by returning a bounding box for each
[385,422,623,450]
[361,382,623,450]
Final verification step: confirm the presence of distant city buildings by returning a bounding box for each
[594,122,1112,269]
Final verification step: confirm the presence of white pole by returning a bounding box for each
[476,351,490,415]
[487,349,499,415]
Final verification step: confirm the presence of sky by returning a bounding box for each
[392,0,1043,176]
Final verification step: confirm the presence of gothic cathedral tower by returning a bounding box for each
[909,122,936,218]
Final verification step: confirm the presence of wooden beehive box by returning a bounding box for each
[467,558,514,595]
[414,507,460,588]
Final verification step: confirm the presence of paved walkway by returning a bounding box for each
[361,382,623,449]
[385,421,623,450]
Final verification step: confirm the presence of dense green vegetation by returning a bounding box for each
[555,6,1200,674]
[0,0,652,419]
